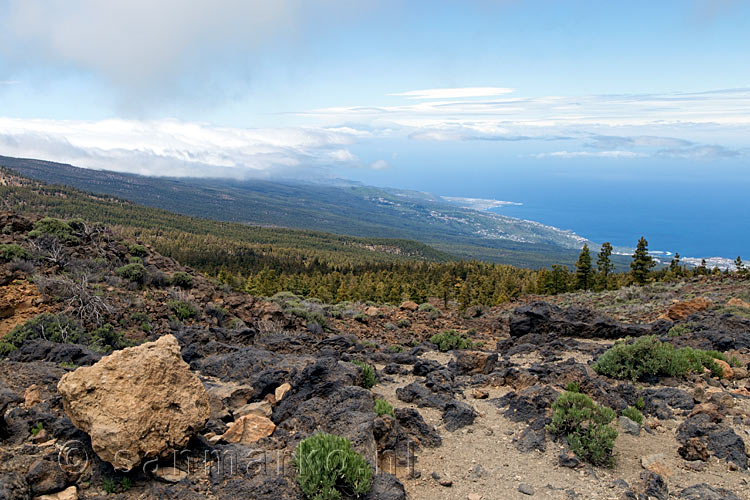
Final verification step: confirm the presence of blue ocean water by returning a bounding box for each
[484,169,750,259]
[343,139,749,259]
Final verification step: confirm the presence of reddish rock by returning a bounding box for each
[399,301,419,312]
[659,297,712,321]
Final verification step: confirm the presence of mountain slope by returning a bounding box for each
[0,155,593,267]
[0,167,452,268]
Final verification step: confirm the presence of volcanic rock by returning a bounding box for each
[57,335,210,470]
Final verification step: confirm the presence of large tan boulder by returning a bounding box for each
[57,335,210,471]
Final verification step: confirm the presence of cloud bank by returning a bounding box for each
[0,118,374,178]
[1,86,747,178]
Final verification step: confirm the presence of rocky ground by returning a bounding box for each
[2,210,750,500]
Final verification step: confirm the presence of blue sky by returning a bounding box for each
[0,0,748,183]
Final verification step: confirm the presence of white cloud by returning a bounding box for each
[532,150,647,159]
[370,159,390,170]
[0,117,374,178]
[306,87,750,160]
[388,87,514,100]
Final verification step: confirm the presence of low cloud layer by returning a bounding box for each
[0,118,374,178]
[0,86,747,178]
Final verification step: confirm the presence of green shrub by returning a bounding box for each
[387,344,403,353]
[168,300,199,321]
[565,381,581,393]
[667,323,692,337]
[89,324,134,353]
[115,263,146,284]
[622,406,643,425]
[31,422,44,436]
[101,477,117,495]
[0,243,31,261]
[0,342,17,356]
[28,217,77,242]
[353,360,376,389]
[374,398,394,417]
[128,256,143,265]
[171,272,194,289]
[635,397,645,410]
[354,313,368,324]
[2,313,83,352]
[430,329,474,352]
[128,244,148,257]
[120,477,132,492]
[547,391,618,467]
[418,303,437,313]
[294,433,372,500]
[592,335,727,381]
[397,318,411,328]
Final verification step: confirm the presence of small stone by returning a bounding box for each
[221,414,275,444]
[641,453,672,477]
[153,466,188,483]
[274,382,291,402]
[683,460,707,472]
[439,479,453,487]
[678,437,710,462]
[431,472,441,481]
[618,415,641,436]
[714,359,734,379]
[24,384,41,408]
[519,483,535,495]
[693,387,706,403]
[468,494,482,500]
[472,388,489,399]
[234,400,272,418]
[35,486,78,500]
[559,450,581,468]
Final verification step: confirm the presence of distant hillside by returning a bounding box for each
[0,167,452,271]
[0,155,599,268]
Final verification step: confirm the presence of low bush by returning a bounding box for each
[116,263,146,284]
[294,433,372,500]
[168,300,199,321]
[667,323,692,337]
[430,329,474,352]
[592,335,728,381]
[621,406,643,425]
[547,391,618,467]
[128,244,148,257]
[0,243,31,261]
[0,313,129,354]
[28,217,77,242]
[353,360,376,389]
[374,398,394,417]
[418,303,437,313]
[397,318,411,328]
[170,271,194,289]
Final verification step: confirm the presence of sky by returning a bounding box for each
[0,1,748,187]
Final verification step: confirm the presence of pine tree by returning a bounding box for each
[596,242,614,289]
[669,252,681,274]
[630,237,655,285]
[735,256,745,274]
[697,259,708,276]
[575,244,593,290]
